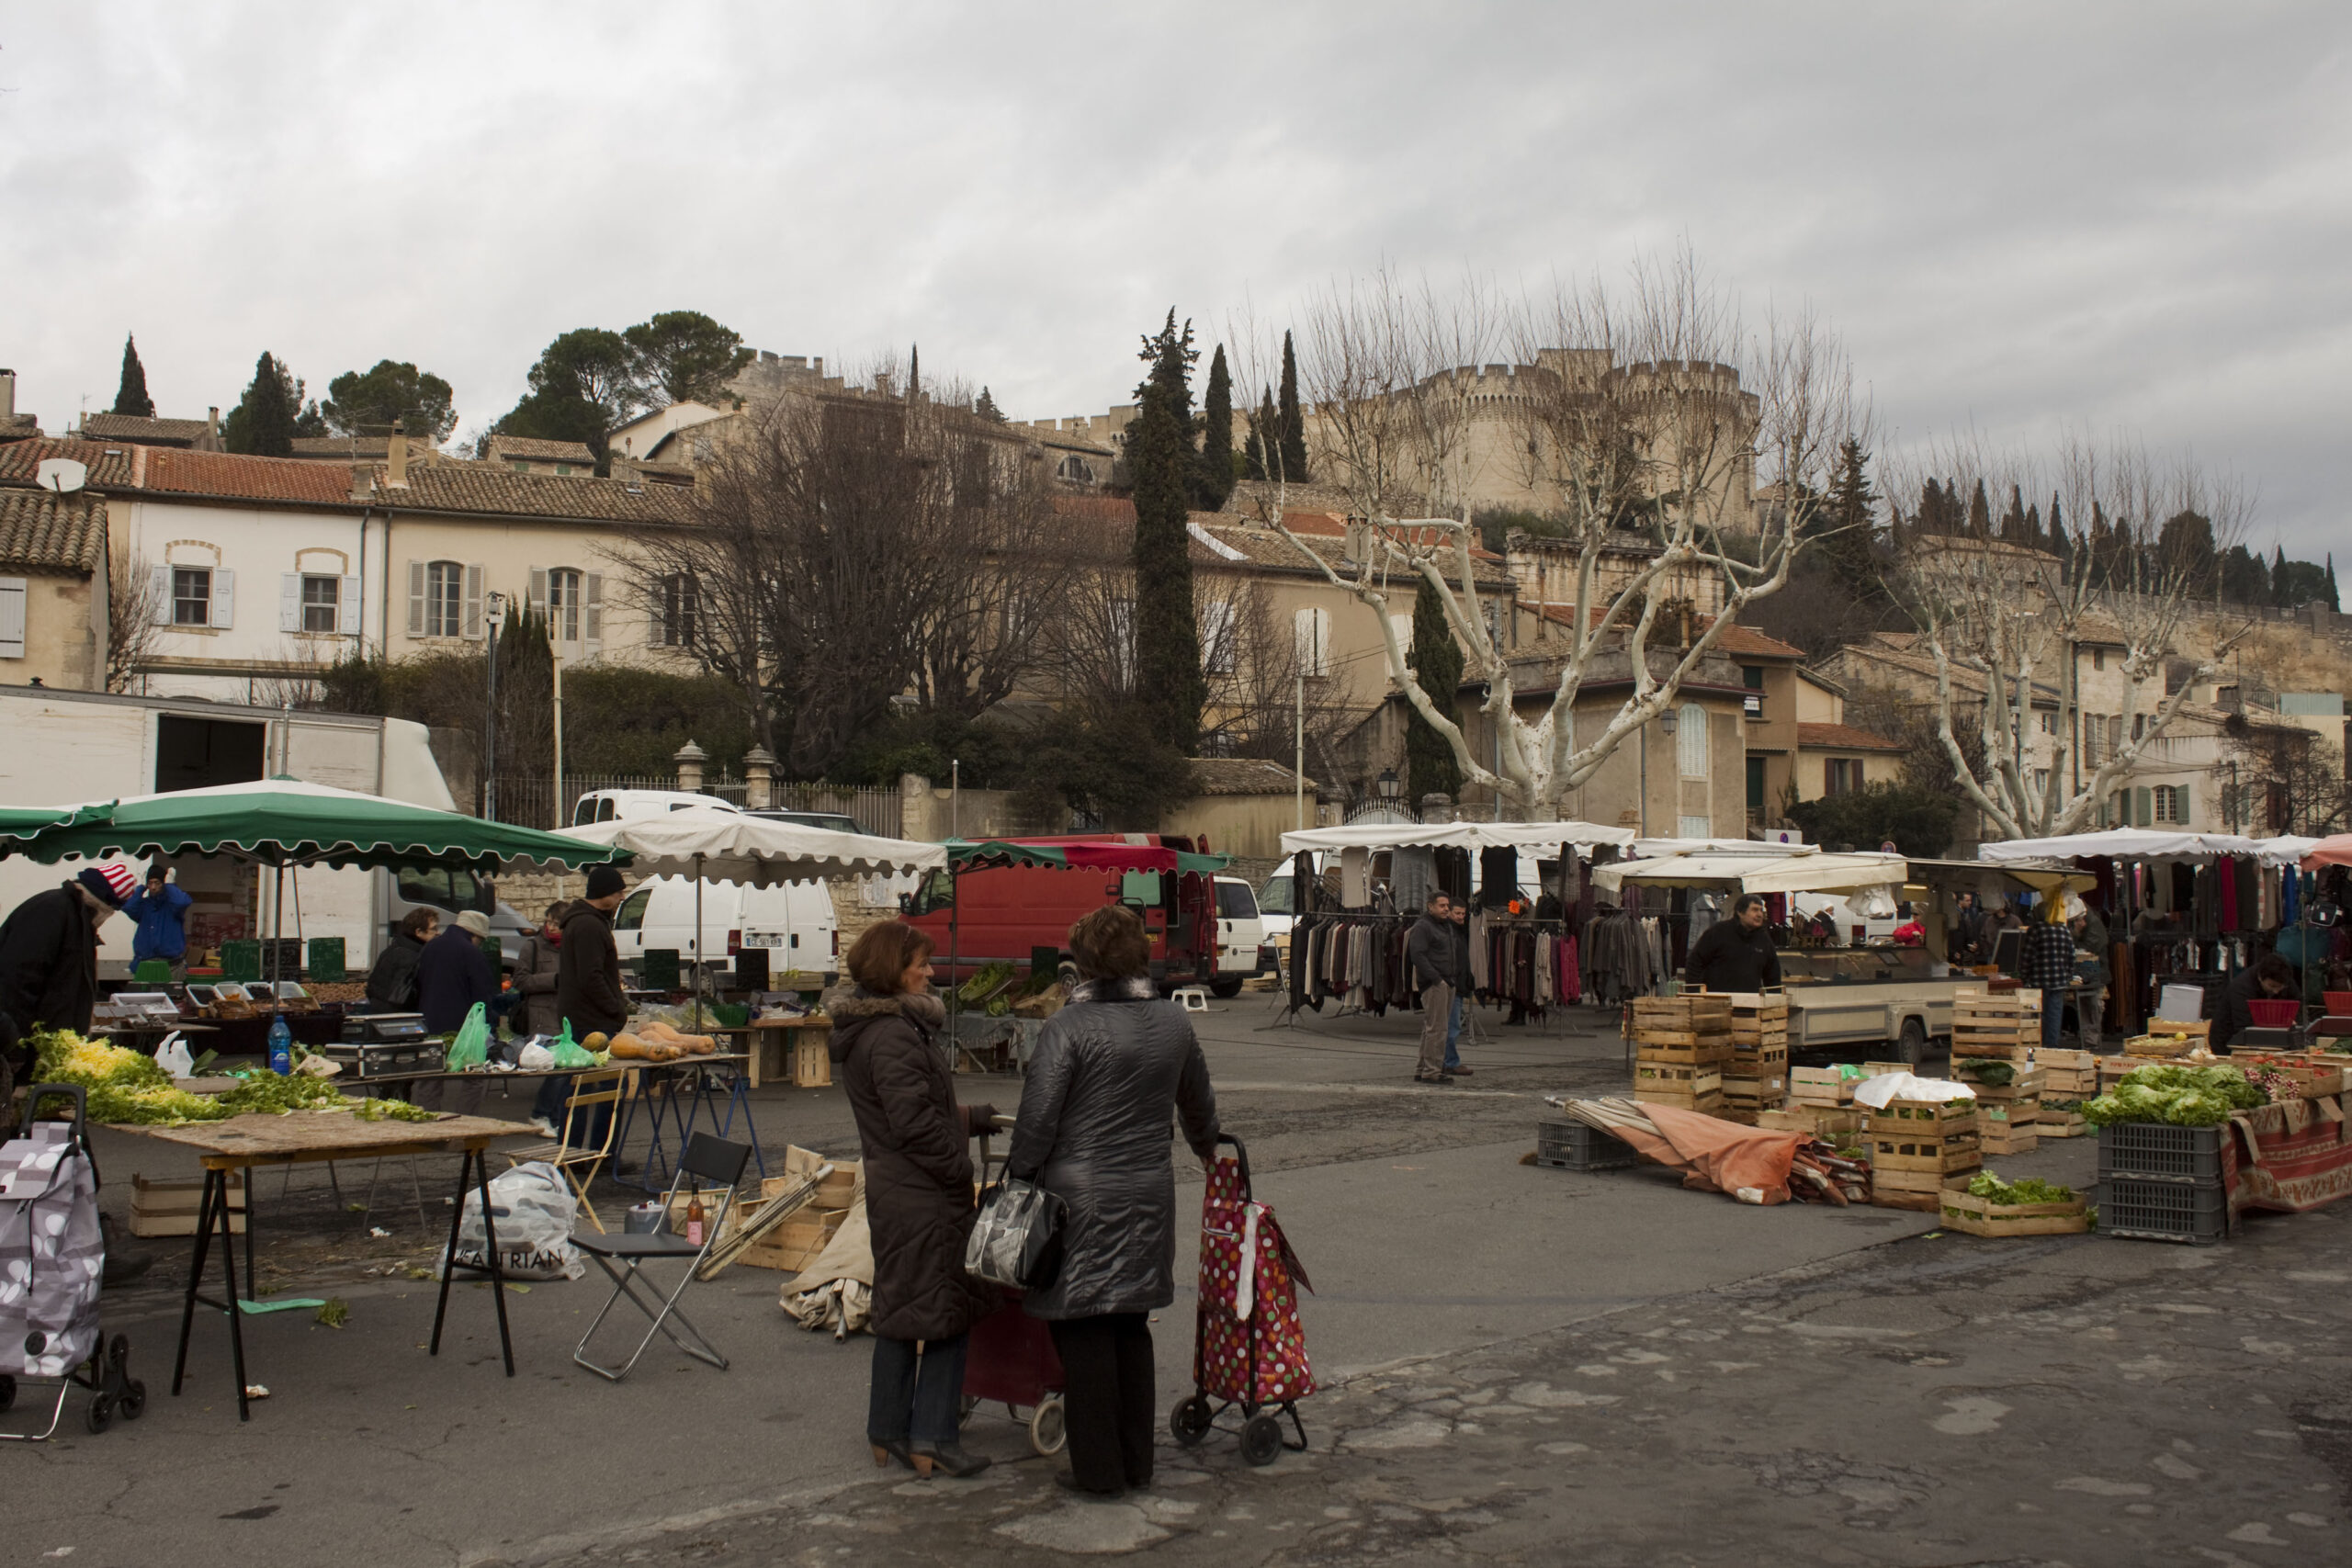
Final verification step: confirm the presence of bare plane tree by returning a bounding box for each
[1889,436,2254,839]
[105,543,166,694]
[1257,251,1852,818]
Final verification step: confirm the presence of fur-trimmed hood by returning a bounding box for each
[823,985,945,1059]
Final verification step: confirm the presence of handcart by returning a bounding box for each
[960,1120,1067,1455]
[1170,1133,1313,1466]
[0,1086,147,1440]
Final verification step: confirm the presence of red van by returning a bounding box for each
[901,834,1222,988]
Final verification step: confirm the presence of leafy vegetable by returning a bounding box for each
[34,1028,230,1124]
[216,1072,351,1115]
[958,961,1016,1006]
[1967,1170,2076,1204]
[2080,1062,2265,1127]
[1958,1060,2018,1087]
[353,1098,437,1123]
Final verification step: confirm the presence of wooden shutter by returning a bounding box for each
[463,564,485,639]
[279,574,303,632]
[151,565,174,626]
[406,560,426,636]
[2176,784,2192,825]
[0,577,25,659]
[584,572,603,648]
[2133,786,2151,826]
[339,575,363,635]
[209,569,234,629]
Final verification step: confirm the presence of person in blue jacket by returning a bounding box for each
[119,863,194,979]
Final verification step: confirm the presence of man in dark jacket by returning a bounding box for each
[1684,895,1782,993]
[1444,897,1476,1076]
[415,910,499,1114]
[546,866,630,1145]
[0,865,138,1070]
[1404,893,1456,1086]
[2215,953,2296,1051]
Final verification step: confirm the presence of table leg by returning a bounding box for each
[171,1168,217,1398]
[430,1151,468,1356]
[242,1162,256,1302]
[713,1068,767,1177]
[430,1149,516,1376]
[219,1169,251,1420]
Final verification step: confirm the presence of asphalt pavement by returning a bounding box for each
[13,991,2346,1566]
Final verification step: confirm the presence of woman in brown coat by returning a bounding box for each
[824,920,998,1479]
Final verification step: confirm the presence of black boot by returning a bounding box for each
[911,1441,991,1479]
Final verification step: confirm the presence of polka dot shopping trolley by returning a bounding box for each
[1170,1134,1314,1466]
[0,1086,146,1440]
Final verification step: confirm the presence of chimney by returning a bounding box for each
[349,465,374,502]
[387,419,409,488]
[207,406,220,434]
[1,369,15,422]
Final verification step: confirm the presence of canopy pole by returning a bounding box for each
[693,851,705,1035]
[272,863,286,995]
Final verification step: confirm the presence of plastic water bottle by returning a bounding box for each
[267,1015,293,1075]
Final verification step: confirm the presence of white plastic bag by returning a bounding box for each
[516,1042,556,1071]
[154,1032,195,1078]
[441,1160,583,1281]
[1852,1070,1975,1110]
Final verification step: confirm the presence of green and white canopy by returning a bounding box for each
[3,779,628,874]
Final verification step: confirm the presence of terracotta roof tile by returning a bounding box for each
[485,434,596,464]
[0,487,105,573]
[1797,721,1908,752]
[0,438,140,491]
[1707,622,1805,660]
[77,412,215,446]
[385,465,692,525]
[140,446,365,505]
[1186,757,1320,796]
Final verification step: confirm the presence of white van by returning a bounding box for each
[571,788,741,826]
[612,875,839,990]
[1211,875,1271,998]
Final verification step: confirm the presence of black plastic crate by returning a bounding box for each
[2098,1122,2225,1185]
[2100,1175,2228,1245]
[1536,1118,1638,1172]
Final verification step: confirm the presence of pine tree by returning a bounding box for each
[1276,331,1308,483]
[972,387,1005,423]
[222,352,300,457]
[1244,389,1273,480]
[1405,576,1463,802]
[1128,310,1205,755]
[112,334,154,418]
[1193,344,1235,510]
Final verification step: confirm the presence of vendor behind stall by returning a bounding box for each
[1685,895,1781,992]
[0,863,139,1077]
[121,863,194,979]
[2216,953,2296,1052]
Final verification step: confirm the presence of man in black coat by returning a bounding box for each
[1684,894,1782,993]
[547,865,630,1145]
[414,909,499,1114]
[0,865,139,1072]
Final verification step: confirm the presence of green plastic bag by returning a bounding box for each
[445,1002,491,1070]
[550,1020,595,1070]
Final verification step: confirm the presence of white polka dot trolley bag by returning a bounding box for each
[1170,1134,1315,1465]
[0,1085,145,1440]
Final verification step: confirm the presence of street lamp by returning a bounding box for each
[482,592,508,821]
[1658,707,1679,738]
[1376,767,1401,807]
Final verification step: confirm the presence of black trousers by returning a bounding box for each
[1048,1312,1156,1492]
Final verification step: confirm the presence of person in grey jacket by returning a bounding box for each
[1403,892,1456,1085]
[1009,904,1220,1499]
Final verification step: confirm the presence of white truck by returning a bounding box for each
[0,684,484,976]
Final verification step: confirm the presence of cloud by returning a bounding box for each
[3,2,2345,557]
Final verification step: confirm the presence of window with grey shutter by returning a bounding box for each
[0,577,25,659]
[151,564,175,626]
[463,564,484,638]
[280,574,303,632]
[209,569,235,629]
[338,574,363,635]
[407,560,427,636]
[583,572,603,647]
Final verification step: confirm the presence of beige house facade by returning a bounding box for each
[0,487,107,690]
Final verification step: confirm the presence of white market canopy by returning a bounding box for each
[1590,851,1910,897]
[556,805,946,886]
[1279,819,1634,856]
[1977,829,2309,869]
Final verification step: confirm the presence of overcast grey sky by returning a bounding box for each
[4,3,2345,561]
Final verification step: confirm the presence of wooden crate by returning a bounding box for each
[2034,1110,2086,1138]
[1634,994,1736,1026]
[1790,1066,1858,1105]
[1633,1062,1723,1105]
[1978,1126,2041,1156]
[1634,1037,1735,1066]
[130,1172,246,1236]
[1872,1170,1972,1213]
[1937,1186,2090,1237]
[2124,1032,2199,1059]
[734,1208,846,1272]
[1868,1097,1979,1134]
[1871,1134,1984,1174]
[2033,1047,2097,1071]
[1758,1105,1864,1138]
[2040,1071,2098,1097]
[2098,1056,2140,1089]
[791,1035,833,1088]
[1728,1041,1790,1071]
[1721,1071,1786,1097]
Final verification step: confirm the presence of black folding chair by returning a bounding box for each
[571,1133,751,1382]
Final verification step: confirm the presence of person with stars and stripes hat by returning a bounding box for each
[0,862,140,1077]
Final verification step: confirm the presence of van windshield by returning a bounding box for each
[1256,874,1294,915]
[398,866,492,914]
[906,870,955,918]
[616,888,651,932]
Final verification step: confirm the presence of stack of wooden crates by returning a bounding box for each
[1718,992,1790,1123]
[2031,1046,2098,1138]
[1868,1094,1982,1211]
[1948,987,2041,1154]
[1628,993,1729,1115]
[1768,1066,1863,1140]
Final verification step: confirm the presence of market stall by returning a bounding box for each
[1980,829,2324,1038]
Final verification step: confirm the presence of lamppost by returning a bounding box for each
[482,592,507,821]
[1376,766,1402,814]
[1645,706,1679,839]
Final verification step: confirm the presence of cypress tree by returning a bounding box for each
[1405,576,1464,802]
[1244,389,1273,480]
[2047,493,2065,554]
[2272,545,2290,608]
[1997,484,2028,543]
[1128,310,1205,754]
[222,352,300,457]
[2330,553,2342,613]
[112,334,154,418]
[1193,344,1235,510]
[907,344,919,401]
[1276,331,1308,482]
[1967,479,1992,537]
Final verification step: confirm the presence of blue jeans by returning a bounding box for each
[869,1332,969,1449]
[1444,996,1464,1071]
[2041,987,2066,1048]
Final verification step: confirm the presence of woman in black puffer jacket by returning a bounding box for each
[824,920,998,1481]
[1009,905,1221,1498]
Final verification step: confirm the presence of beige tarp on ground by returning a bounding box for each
[782,1163,873,1337]
[1607,1103,1806,1203]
